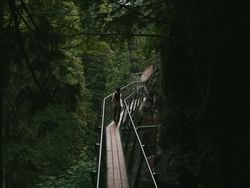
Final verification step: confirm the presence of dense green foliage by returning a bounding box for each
[1,0,249,188]
[0,0,152,187]
[37,147,94,188]
[1,0,95,187]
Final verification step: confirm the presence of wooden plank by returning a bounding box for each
[107,169,114,188]
[111,125,122,188]
[115,128,129,188]
[106,124,114,188]
[106,122,129,188]
[106,127,112,152]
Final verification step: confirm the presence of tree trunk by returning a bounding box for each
[0,1,4,187]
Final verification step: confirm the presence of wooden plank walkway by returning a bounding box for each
[106,121,129,188]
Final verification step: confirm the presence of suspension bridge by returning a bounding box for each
[94,65,160,188]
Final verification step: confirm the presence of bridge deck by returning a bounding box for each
[106,122,128,188]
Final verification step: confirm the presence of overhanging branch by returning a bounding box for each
[66,32,162,38]
[109,0,167,24]
[8,0,47,99]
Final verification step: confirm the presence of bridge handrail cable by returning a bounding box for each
[96,81,141,188]
[123,89,158,188]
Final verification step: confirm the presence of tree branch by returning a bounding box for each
[109,0,167,24]
[65,32,162,38]
[19,0,46,42]
[8,0,47,99]
[19,12,35,31]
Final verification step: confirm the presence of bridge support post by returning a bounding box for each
[153,172,158,185]
[128,134,137,170]
[95,142,100,156]
[91,170,97,188]
[124,122,133,154]
[133,145,145,188]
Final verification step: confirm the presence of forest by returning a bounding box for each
[0,0,249,188]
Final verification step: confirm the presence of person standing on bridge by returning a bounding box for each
[112,88,121,126]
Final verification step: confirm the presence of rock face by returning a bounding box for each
[157,1,250,188]
[140,65,154,82]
